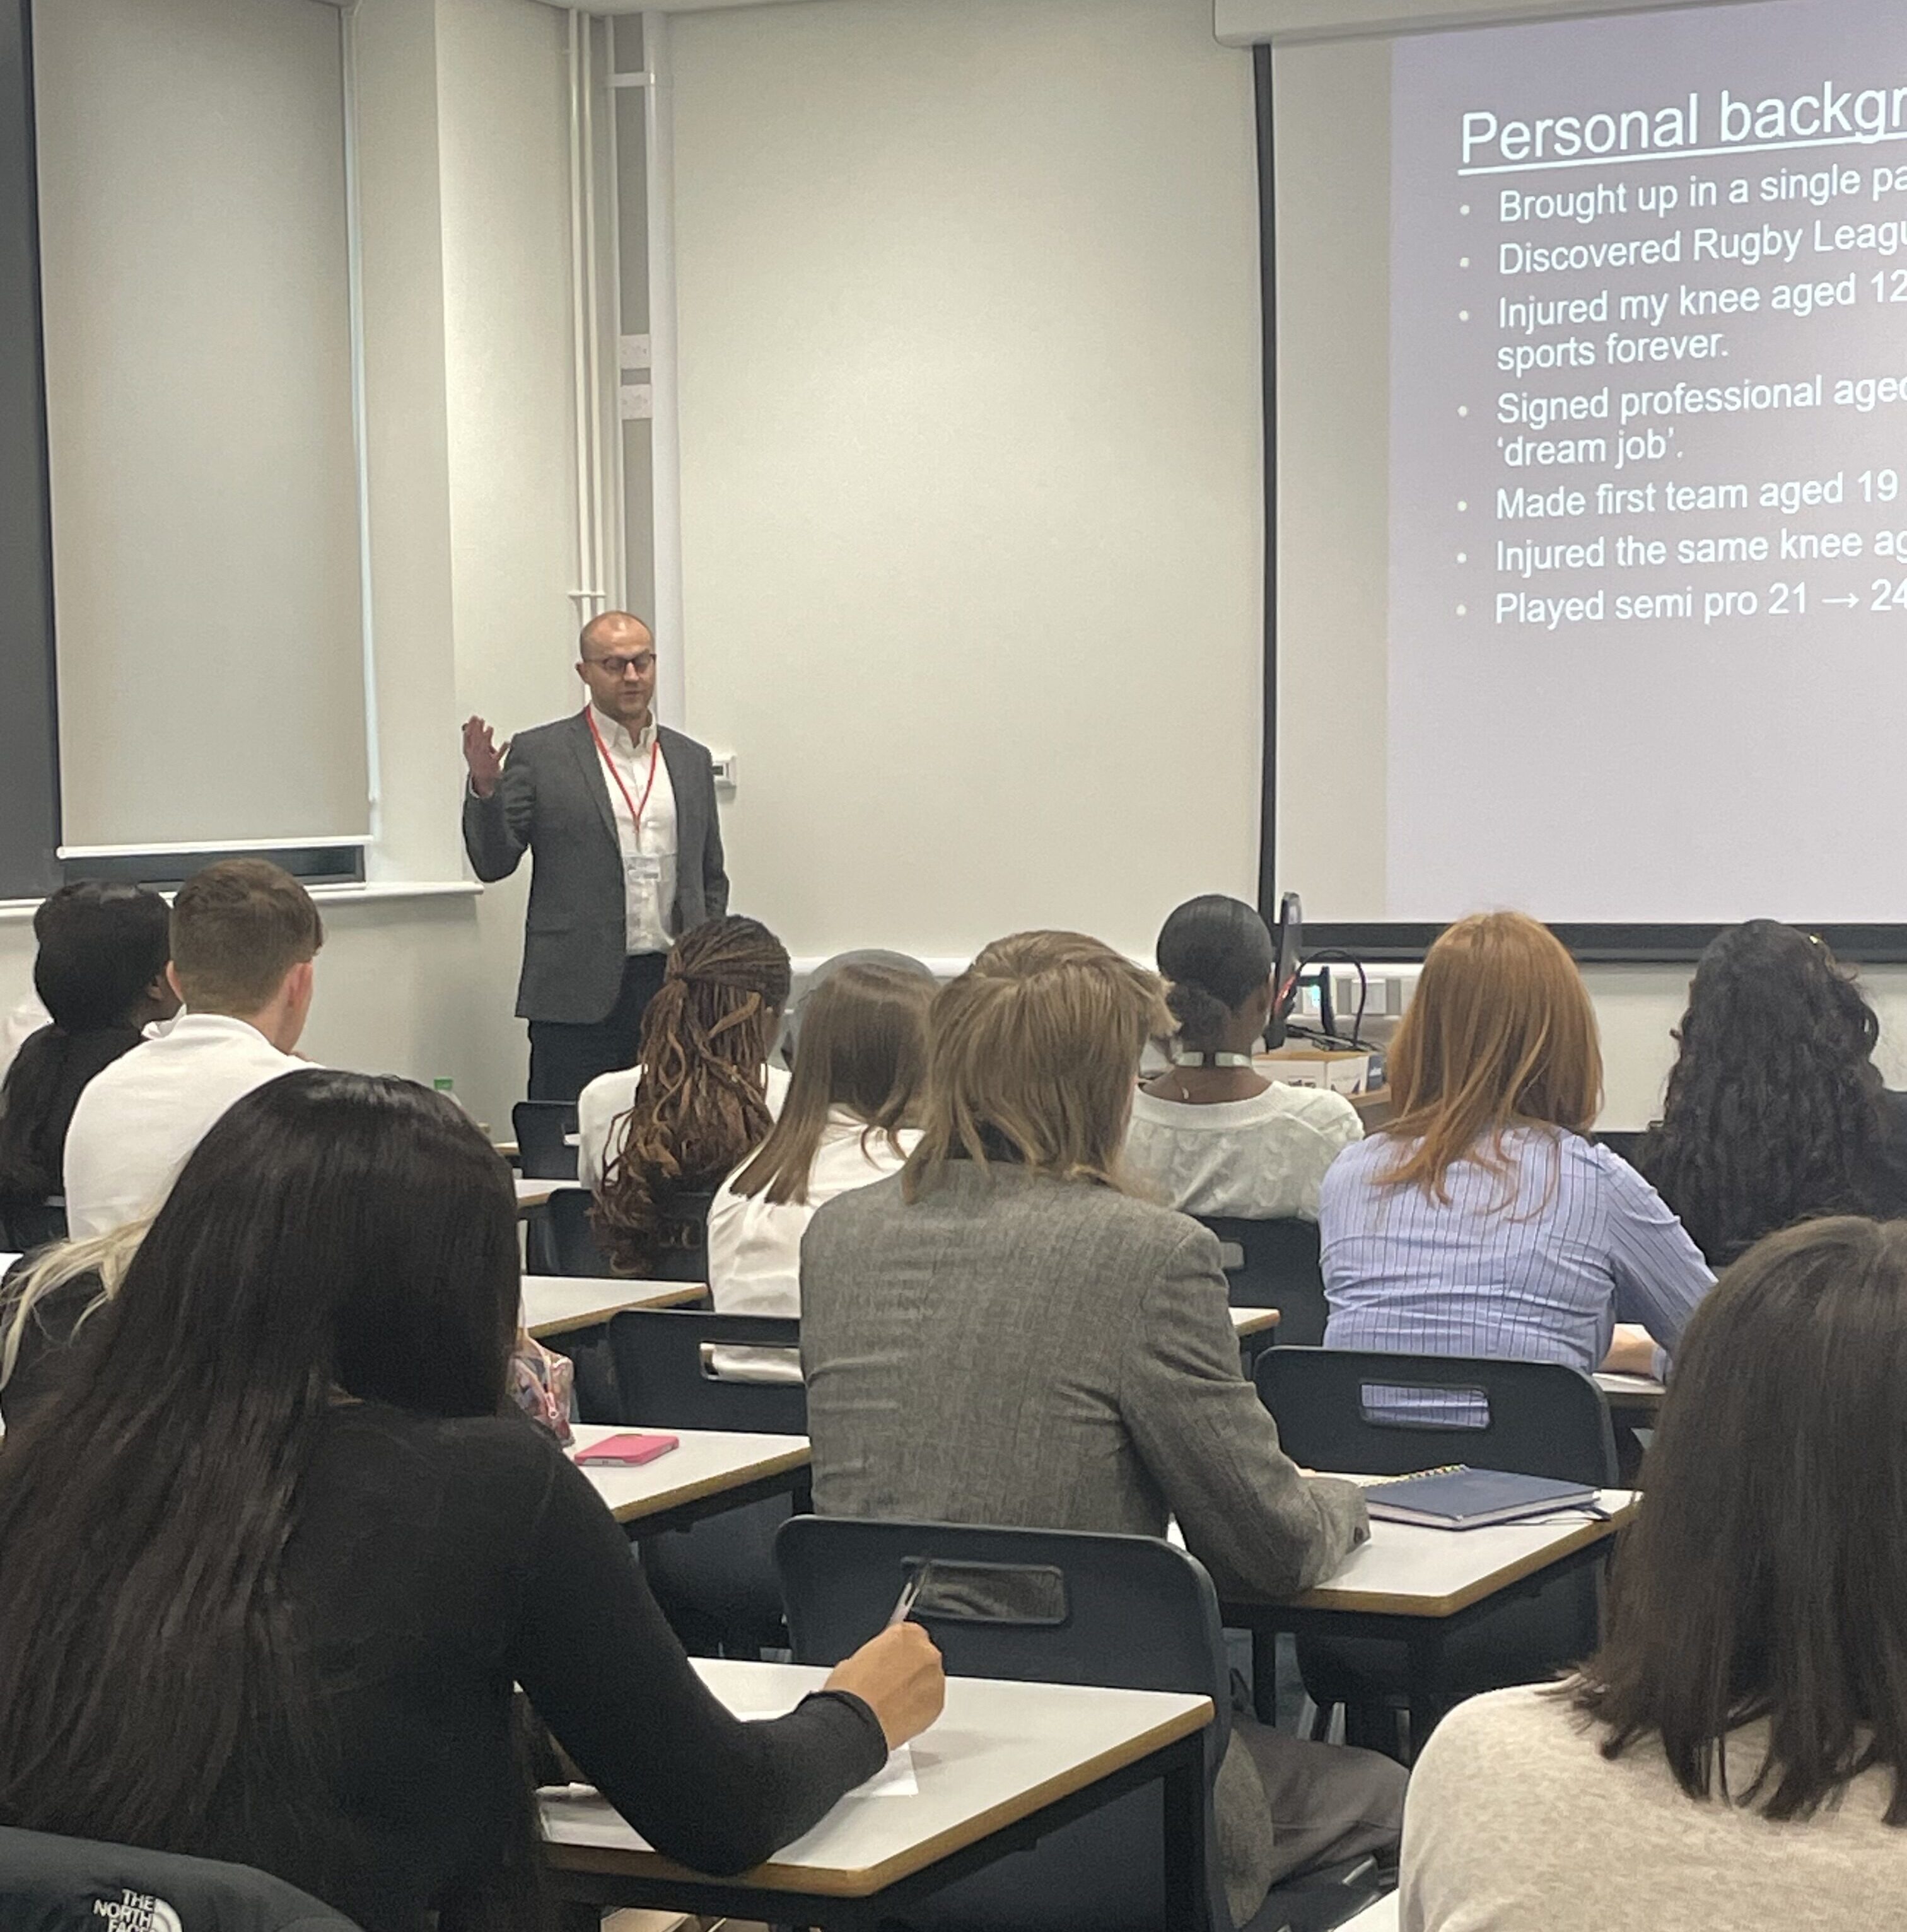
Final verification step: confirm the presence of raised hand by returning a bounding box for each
[462,716,506,798]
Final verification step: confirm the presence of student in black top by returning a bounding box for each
[0,1070,942,1932]
[1635,921,1907,1267]
[0,882,176,1213]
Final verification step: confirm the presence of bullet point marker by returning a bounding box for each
[1459,256,1471,268]
[1457,605,1467,616]
[1458,405,1469,417]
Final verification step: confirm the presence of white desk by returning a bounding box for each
[515,1177,561,1214]
[1230,1306,1281,1339]
[0,1253,21,1278]
[541,1657,1211,1924]
[1594,1370,1665,1415]
[570,1423,810,1534]
[522,1276,704,1339]
[1342,1892,1399,1931]
[1290,1487,1638,1618]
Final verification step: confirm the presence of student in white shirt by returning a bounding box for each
[584,916,791,1274]
[62,860,323,1239]
[707,960,933,1380]
[1125,894,1362,1219]
[1403,1214,1907,1932]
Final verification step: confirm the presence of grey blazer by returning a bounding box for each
[461,711,728,1024]
[800,1162,1372,1915]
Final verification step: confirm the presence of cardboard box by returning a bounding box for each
[1257,1045,1370,1096]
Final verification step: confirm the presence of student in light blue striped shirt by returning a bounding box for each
[1321,911,1712,1383]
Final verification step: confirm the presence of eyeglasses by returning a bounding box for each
[585,651,655,678]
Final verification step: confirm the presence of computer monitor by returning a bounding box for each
[1266,891,1303,1049]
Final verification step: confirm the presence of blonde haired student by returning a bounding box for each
[706,960,933,1380]
[1321,910,1711,1379]
[800,930,1404,1923]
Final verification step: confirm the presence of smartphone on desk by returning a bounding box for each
[573,1432,679,1467]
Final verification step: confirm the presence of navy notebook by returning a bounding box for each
[1363,1465,1600,1530]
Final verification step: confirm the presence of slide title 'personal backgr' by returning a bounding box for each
[1461,84,1907,171]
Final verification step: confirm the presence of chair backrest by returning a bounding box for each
[1191,1214,1326,1342]
[775,1516,1230,1932]
[544,1188,613,1276]
[511,1100,578,1181]
[0,1197,68,1252]
[0,1825,361,1932]
[557,1184,713,1283]
[1255,1347,1618,1486]
[608,1307,807,1431]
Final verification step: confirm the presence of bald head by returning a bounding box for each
[576,612,658,734]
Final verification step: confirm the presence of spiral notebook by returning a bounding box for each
[1362,1465,1600,1530]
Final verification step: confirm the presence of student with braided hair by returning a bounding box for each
[578,915,793,1272]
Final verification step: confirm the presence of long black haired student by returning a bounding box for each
[0,1071,941,1932]
[1402,1216,1907,1929]
[0,882,176,1211]
[1635,921,1907,1266]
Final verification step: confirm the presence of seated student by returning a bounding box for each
[1125,893,1363,1219]
[774,948,936,1071]
[1321,910,1711,1380]
[707,959,931,1380]
[800,931,1406,1923]
[1401,1215,1907,1931]
[0,1071,942,1932]
[0,883,177,1216]
[581,915,792,1269]
[1634,920,1907,1267]
[61,859,323,1238]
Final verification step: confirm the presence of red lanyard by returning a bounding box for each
[585,706,659,833]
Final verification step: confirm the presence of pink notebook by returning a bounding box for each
[572,1433,680,1467]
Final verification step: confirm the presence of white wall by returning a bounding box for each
[668,0,1267,962]
[12,0,1904,1136]
[0,0,580,1136]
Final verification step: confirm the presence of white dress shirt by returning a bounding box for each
[705,1109,921,1382]
[588,708,678,956]
[577,1061,791,1196]
[62,1012,306,1238]
[1123,1080,1364,1221]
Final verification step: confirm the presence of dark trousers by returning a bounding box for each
[527,951,668,1103]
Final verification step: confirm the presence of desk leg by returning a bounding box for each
[1405,1629,1445,1764]
[1160,1733,1210,1932]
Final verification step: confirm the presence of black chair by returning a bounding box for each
[0,1197,67,1252]
[775,1516,1389,1932]
[511,1100,578,1180]
[1255,1347,1618,1754]
[607,1307,805,1435]
[545,1187,713,1284]
[544,1188,612,1276]
[653,1185,716,1283]
[610,1308,805,1655]
[0,1825,362,1932]
[1192,1216,1327,1344]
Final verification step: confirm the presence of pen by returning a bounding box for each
[886,1561,934,1627]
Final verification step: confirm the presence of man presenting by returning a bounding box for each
[462,612,728,1102]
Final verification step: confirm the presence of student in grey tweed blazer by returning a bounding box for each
[800,931,1406,1925]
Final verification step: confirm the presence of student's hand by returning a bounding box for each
[462,716,506,798]
[824,1622,945,1749]
[1601,1324,1658,1376]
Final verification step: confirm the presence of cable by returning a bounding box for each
[1293,950,1369,1047]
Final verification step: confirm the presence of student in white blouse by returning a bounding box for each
[1125,895,1362,1219]
[707,960,933,1380]
[62,861,322,1239]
